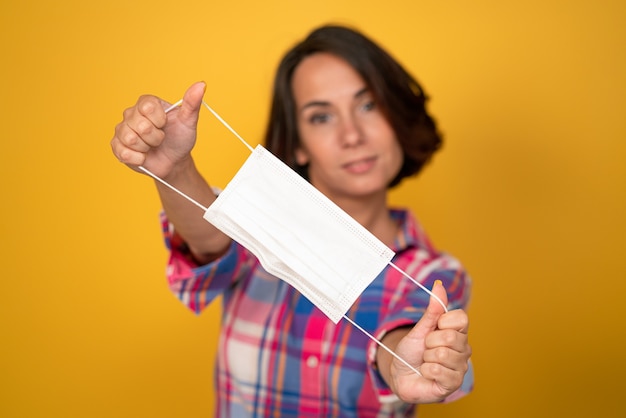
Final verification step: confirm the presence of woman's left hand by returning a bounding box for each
[380,281,472,404]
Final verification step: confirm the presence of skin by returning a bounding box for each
[292,53,403,246]
[110,53,471,404]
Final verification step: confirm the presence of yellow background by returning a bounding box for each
[1,0,624,417]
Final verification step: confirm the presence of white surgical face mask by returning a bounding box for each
[139,100,447,376]
[204,144,395,323]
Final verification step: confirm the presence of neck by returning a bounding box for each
[335,193,398,247]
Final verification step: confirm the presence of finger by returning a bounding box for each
[129,98,167,148]
[136,95,168,129]
[418,360,466,391]
[425,328,469,353]
[115,119,154,152]
[437,309,470,334]
[176,81,206,128]
[423,340,470,369]
[407,280,449,341]
[110,135,146,167]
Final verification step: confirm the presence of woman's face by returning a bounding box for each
[292,52,403,204]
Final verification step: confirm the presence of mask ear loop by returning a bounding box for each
[138,98,448,378]
[201,101,254,153]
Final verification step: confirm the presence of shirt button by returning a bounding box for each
[306,355,319,368]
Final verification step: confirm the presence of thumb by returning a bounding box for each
[176,81,206,127]
[409,280,449,340]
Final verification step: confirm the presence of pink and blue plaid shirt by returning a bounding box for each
[163,209,473,417]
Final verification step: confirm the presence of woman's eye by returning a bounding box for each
[309,113,330,124]
[362,100,375,111]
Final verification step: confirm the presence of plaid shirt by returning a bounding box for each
[163,209,473,417]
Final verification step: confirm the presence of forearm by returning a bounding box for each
[157,157,231,264]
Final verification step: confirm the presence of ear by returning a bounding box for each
[294,146,309,166]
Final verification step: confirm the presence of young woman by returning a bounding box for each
[111,24,473,417]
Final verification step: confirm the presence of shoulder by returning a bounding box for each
[390,208,437,255]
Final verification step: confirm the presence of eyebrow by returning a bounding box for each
[300,87,369,111]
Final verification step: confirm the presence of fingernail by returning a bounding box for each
[433,279,442,289]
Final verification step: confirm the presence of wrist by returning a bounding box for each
[161,155,197,184]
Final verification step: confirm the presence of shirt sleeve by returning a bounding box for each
[161,212,255,314]
[365,252,474,403]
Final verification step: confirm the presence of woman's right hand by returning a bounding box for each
[111,81,206,179]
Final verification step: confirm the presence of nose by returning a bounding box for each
[340,113,364,147]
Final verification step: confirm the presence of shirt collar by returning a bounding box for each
[389,209,437,255]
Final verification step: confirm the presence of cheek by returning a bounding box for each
[295,126,335,167]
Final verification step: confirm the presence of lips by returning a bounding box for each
[342,156,377,174]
